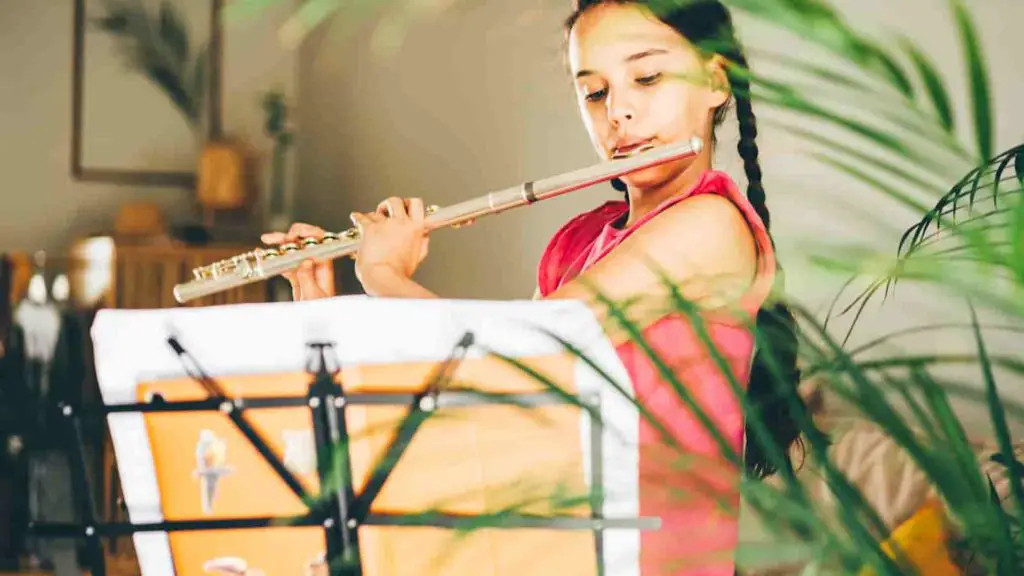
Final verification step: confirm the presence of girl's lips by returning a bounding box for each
[611,138,655,159]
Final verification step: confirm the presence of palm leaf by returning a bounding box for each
[950,0,993,163]
[899,36,954,133]
[796,305,1024,575]
[894,368,944,442]
[663,284,796,480]
[743,47,971,166]
[822,145,1024,332]
[580,278,910,573]
[899,154,1017,255]
[1017,149,1024,187]
[836,322,1024,364]
[523,328,683,449]
[969,304,1024,523]
[786,309,918,574]
[579,278,744,469]
[799,310,979,501]
[721,0,915,99]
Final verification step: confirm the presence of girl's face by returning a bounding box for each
[568,3,728,192]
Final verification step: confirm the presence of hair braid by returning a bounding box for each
[726,52,769,231]
[726,47,804,478]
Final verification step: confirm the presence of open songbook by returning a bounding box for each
[90,296,650,576]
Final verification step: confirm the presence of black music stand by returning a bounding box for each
[29,330,658,576]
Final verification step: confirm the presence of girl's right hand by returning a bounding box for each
[260,222,337,300]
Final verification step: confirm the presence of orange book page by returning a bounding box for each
[135,353,599,576]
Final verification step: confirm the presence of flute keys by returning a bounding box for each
[195,259,229,280]
[294,233,343,248]
[233,254,256,278]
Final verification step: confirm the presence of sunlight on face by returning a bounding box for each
[568,3,728,190]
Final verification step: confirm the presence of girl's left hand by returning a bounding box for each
[350,196,430,284]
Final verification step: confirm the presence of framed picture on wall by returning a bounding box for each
[70,0,223,188]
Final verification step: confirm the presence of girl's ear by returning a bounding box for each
[705,54,731,108]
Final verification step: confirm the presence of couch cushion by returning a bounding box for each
[739,414,1024,575]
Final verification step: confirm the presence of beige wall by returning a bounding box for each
[0,0,299,259]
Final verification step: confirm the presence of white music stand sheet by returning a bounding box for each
[91,296,640,576]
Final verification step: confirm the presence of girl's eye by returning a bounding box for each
[636,73,662,86]
[581,73,659,102]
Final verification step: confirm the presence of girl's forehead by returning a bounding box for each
[568,5,689,67]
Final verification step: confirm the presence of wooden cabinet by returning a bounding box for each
[68,236,273,310]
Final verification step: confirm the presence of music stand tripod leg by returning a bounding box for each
[348,332,473,525]
[57,402,107,576]
[167,337,311,503]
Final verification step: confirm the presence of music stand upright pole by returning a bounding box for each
[306,342,361,576]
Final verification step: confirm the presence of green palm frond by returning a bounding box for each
[899,145,1024,258]
[822,144,1024,335]
[745,0,1021,337]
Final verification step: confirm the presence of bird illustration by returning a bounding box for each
[193,429,234,514]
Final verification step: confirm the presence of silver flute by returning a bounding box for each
[173,136,704,303]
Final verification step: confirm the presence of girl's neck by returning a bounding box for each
[622,154,712,228]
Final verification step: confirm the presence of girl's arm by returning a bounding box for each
[356,194,757,346]
[359,264,439,299]
[542,194,757,343]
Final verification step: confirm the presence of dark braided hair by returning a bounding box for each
[566,0,804,479]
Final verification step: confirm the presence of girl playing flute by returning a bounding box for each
[263,1,803,574]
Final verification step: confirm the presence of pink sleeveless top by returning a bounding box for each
[537,170,776,576]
